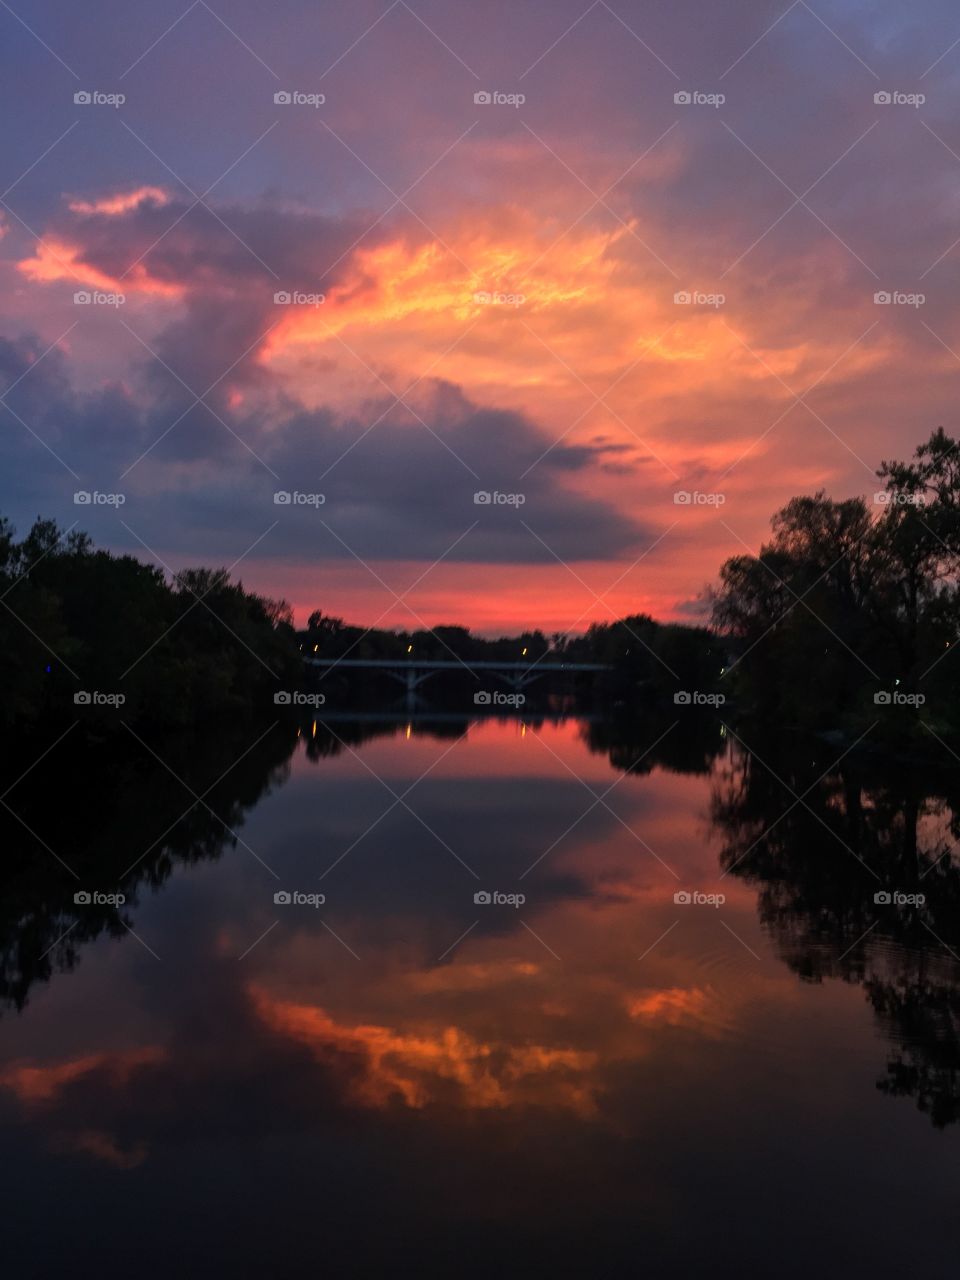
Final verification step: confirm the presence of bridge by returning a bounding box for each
[304,656,611,695]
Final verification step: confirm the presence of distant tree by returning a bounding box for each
[306,610,345,637]
[0,516,301,729]
[712,429,960,728]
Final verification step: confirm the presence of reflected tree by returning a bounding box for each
[0,721,298,1013]
[711,733,960,1126]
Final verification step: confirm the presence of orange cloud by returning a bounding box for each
[251,986,599,1115]
[0,1046,165,1104]
[67,187,170,216]
[260,217,667,403]
[626,986,712,1026]
[17,236,182,297]
[253,205,882,508]
[405,959,541,993]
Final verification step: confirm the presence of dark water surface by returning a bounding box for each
[1,711,958,1277]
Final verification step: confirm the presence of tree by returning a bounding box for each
[712,430,960,726]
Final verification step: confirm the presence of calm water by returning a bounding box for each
[1,711,958,1277]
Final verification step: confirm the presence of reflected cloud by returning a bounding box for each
[0,1046,166,1105]
[251,985,600,1116]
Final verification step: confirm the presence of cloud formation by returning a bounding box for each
[3,0,960,625]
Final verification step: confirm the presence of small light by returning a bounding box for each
[522,646,527,656]
[313,644,318,652]
[405,723,412,739]
[407,644,413,653]
[312,720,317,737]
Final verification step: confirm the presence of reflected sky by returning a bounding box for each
[1,715,958,1276]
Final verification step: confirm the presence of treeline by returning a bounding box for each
[0,517,301,729]
[14,417,956,737]
[713,429,960,733]
[0,515,721,731]
[300,609,720,696]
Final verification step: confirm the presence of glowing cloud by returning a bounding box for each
[251,986,599,1115]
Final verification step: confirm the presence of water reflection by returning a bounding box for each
[581,707,726,776]
[1,711,959,1272]
[0,722,298,1012]
[712,730,960,1127]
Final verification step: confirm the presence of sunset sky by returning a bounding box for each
[2,0,958,631]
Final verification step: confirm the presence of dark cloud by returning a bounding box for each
[0,326,650,564]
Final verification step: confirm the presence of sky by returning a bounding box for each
[1,0,959,632]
